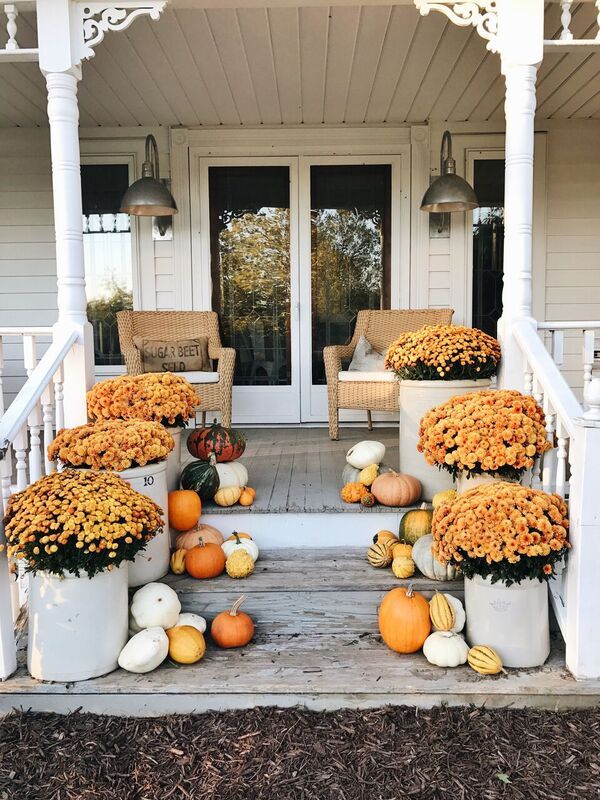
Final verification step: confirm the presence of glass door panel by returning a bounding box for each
[206,162,299,423]
[310,164,391,385]
[472,159,505,337]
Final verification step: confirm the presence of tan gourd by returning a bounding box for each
[166,625,206,664]
[214,485,242,507]
[367,540,393,568]
[391,556,415,579]
[169,548,187,575]
[429,592,456,631]
[226,549,255,579]
[467,645,505,675]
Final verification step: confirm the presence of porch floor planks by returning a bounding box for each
[198,426,403,514]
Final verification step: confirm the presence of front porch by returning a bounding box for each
[0,0,600,709]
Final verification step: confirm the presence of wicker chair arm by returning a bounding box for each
[324,344,354,380]
[215,347,236,387]
[121,344,143,375]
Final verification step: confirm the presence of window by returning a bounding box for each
[81,164,133,366]
[472,159,505,337]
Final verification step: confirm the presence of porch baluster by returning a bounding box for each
[531,375,544,488]
[41,384,55,474]
[555,420,568,498]
[13,424,28,492]
[582,330,595,404]
[523,356,533,396]
[53,364,64,431]
[4,3,19,51]
[542,396,557,494]
[23,335,42,483]
[560,1,573,41]
[0,445,11,514]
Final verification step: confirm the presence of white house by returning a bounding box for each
[0,0,599,712]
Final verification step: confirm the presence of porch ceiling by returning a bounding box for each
[1,3,600,128]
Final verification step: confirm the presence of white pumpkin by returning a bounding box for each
[412,534,460,581]
[129,582,181,630]
[423,631,469,668]
[118,627,169,673]
[216,461,248,489]
[346,440,386,469]
[175,612,207,634]
[222,534,259,562]
[432,593,465,634]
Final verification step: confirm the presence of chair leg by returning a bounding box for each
[329,408,339,441]
[201,411,206,428]
[367,410,373,431]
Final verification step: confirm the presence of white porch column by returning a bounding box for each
[44,67,94,427]
[496,0,544,390]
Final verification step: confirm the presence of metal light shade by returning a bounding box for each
[120,134,178,217]
[420,130,478,213]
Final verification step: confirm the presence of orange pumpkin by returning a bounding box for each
[168,490,202,532]
[378,584,431,653]
[210,596,255,648]
[371,472,422,507]
[239,487,255,507]
[175,523,224,549]
[184,538,226,579]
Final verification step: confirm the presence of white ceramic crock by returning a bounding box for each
[464,574,550,668]
[28,562,128,682]
[165,426,182,492]
[456,472,503,494]
[118,461,170,587]
[398,378,491,501]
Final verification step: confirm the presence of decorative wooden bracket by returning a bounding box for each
[414,1,498,53]
[76,1,166,60]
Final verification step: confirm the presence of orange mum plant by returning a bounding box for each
[87,372,199,427]
[418,390,551,481]
[385,325,501,381]
[4,470,163,578]
[48,420,174,472]
[432,482,569,585]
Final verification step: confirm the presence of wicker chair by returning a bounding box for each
[117,310,236,428]
[324,308,454,440]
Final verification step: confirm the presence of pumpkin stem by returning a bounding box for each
[233,532,242,544]
[197,536,205,548]
[406,583,414,598]
[230,596,246,616]
[208,453,217,466]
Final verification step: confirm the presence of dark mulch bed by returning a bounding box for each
[0,706,598,800]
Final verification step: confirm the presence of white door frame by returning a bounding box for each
[190,155,301,424]
[298,153,408,423]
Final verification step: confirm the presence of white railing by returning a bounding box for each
[514,319,600,679]
[0,327,78,678]
[546,1,600,49]
[0,1,38,62]
[538,321,600,405]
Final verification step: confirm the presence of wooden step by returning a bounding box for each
[163,548,462,635]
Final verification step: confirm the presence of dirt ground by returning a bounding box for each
[0,706,598,800]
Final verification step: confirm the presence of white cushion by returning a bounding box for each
[179,371,220,384]
[338,371,396,383]
[348,335,385,372]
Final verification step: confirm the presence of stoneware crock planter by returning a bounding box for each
[398,378,491,501]
[165,426,182,492]
[28,562,128,682]
[118,461,170,587]
[456,472,502,494]
[464,574,550,668]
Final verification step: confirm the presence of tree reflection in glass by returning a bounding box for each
[310,165,391,385]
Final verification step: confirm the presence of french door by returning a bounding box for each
[192,155,403,424]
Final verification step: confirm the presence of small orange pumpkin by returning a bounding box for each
[168,490,202,532]
[371,472,422,508]
[175,522,224,549]
[378,584,431,653]
[239,486,255,507]
[210,596,255,648]
[184,538,226,579]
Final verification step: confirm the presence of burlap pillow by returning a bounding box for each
[133,336,212,373]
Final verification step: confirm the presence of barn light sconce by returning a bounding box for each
[120,134,177,238]
[420,130,479,213]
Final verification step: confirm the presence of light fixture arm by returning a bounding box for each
[142,134,160,180]
[440,130,456,176]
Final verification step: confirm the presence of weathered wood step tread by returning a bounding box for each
[3,631,599,711]
[163,548,462,594]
